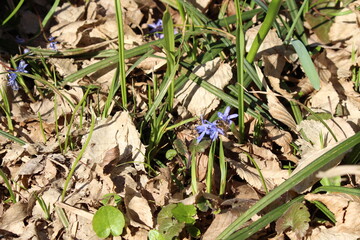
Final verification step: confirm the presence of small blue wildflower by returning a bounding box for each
[196,118,224,143]
[7,60,28,91]
[148,19,164,39]
[16,35,25,44]
[48,36,58,51]
[217,106,238,125]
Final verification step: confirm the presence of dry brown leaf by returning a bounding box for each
[48,58,78,77]
[0,202,28,234]
[305,193,360,237]
[267,92,297,131]
[317,165,360,178]
[264,121,294,156]
[175,57,232,117]
[202,208,243,240]
[145,168,171,206]
[83,111,145,171]
[292,118,355,193]
[18,155,44,175]
[227,158,289,192]
[124,185,154,229]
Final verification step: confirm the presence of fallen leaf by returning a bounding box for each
[175,57,232,117]
[305,192,360,237]
[125,185,154,229]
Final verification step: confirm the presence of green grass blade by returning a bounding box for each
[235,0,245,143]
[246,0,282,64]
[228,196,304,240]
[0,168,17,203]
[2,0,25,25]
[144,64,179,122]
[42,0,60,28]
[285,0,308,44]
[313,186,360,196]
[0,129,27,145]
[217,132,360,239]
[114,0,127,108]
[291,39,321,90]
[162,7,176,109]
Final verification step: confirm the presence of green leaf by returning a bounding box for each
[291,40,321,90]
[158,204,177,227]
[275,202,310,238]
[148,230,166,240]
[92,206,125,238]
[166,149,177,160]
[171,203,197,224]
[187,225,201,237]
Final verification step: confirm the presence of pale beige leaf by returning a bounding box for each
[292,118,355,193]
[82,111,145,171]
[264,121,294,156]
[316,165,360,178]
[306,226,360,240]
[202,208,242,240]
[18,155,44,175]
[305,193,360,236]
[267,92,297,131]
[228,158,289,192]
[175,57,232,116]
[125,185,154,229]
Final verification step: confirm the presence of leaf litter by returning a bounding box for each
[0,0,359,239]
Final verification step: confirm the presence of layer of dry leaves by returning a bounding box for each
[0,0,360,239]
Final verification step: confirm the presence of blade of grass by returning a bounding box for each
[162,7,176,110]
[114,0,127,108]
[285,0,308,44]
[206,140,216,193]
[61,109,96,202]
[2,0,25,25]
[246,0,282,64]
[219,139,227,195]
[313,186,360,196]
[235,0,245,143]
[228,196,304,240]
[217,132,360,239]
[42,0,60,28]
[291,39,321,90]
[0,168,17,203]
[0,129,27,145]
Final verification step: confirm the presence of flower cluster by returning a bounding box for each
[7,60,28,91]
[148,19,178,39]
[196,107,238,143]
[48,36,58,51]
[148,19,164,39]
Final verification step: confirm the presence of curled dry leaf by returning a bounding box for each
[316,165,360,179]
[305,192,360,238]
[267,91,297,131]
[82,111,145,171]
[124,185,154,229]
[227,158,289,192]
[292,118,355,193]
[175,57,232,117]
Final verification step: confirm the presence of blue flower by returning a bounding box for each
[7,60,28,91]
[48,37,58,51]
[217,106,238,125]
[148,19,164,39]
[196,117,224,143]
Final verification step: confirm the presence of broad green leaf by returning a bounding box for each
[92,206,125,238]
[171,203,197,224]
[148,230,166,240]
[275,202,310,238]
[166,149,177,160]
[158,204,177,227]
[187,225,201,237]
[291,40,321,90]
